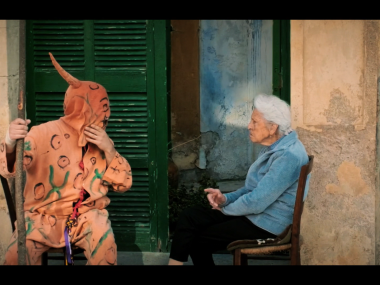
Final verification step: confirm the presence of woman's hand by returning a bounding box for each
[204,188,226,210]
[84,124,116,165]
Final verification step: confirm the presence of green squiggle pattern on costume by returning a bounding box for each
[43,165,70,201]
[90,168,105,194]
[6,238,17,251]
[91,228,112,258]
[37,228,57,245]
[25,217,35,236]
[24,141,31,151]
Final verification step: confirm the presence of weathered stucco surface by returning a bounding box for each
[291,20,379,264]
[199,20,272,180]
[0,19,19,264]
[170,20,201,178]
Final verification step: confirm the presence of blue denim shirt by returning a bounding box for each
[221,131,310,235]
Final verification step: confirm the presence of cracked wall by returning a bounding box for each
[199,20,273,181]
[291,20,379,264]
[0,20,19,264]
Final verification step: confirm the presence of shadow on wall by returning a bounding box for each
[173,124,265,187]
[199,125,264,181]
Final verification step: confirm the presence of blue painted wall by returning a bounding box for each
[199,20,273,180]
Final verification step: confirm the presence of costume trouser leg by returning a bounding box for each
[169,205,276,265]
[3,230,50,265]
[71,209,117,265]
[3,209,117,265]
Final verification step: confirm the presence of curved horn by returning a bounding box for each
[49,52,81,88]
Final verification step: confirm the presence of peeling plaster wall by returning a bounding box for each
[170,21,200,178]
[0,20,19,264]
[199,20,273,180]
[291,20,379,264]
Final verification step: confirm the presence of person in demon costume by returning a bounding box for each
[0,53,132,265]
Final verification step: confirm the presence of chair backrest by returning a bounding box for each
[0,175,17,232]
[290,155,314,251]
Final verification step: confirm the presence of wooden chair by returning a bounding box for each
[0,174,86,265]
[227,155,314,265]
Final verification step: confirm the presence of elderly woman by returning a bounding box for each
[168,94,310,265]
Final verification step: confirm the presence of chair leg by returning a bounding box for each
[290,248,301,265]
[233,249,242,265]
[41,252,48,266]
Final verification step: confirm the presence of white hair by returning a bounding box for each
[253,94,292,136]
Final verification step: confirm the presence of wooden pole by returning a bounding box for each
[15,19,27,265]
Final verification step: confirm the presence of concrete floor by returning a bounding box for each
[48,251,290,265]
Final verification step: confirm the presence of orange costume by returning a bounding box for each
[0,53,132,265]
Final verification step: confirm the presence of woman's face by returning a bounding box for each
[248,109,276,145]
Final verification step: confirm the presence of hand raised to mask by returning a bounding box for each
[204,188,226,211]
[84,124,116,165]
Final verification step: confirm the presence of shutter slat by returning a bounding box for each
[94,46,146,51]
[32,25,84,30]
[94,20,145,24]
[94,30,146,35]
[33,35,85,40]
[94,35,146,40]
[94,24,146,30]
[32,21,85,69]
[33,30,84,35]
[94,20,147,71]
[94,40,147,46]
[95,50,146,56]
[95,56,146,61]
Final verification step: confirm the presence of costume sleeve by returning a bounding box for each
[0,135,37,179]
[101,152,132,193]
[0,140,15,178]
[221,151,302,216]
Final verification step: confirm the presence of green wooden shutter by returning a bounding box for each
[272,20,290,104]
[26,20,169,252]
[93,20,155,251]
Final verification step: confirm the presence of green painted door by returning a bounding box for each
[273,20,290,104]
[25,20,169,252]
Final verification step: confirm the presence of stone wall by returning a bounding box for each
[291,20,380,265]
[0,19,19,264]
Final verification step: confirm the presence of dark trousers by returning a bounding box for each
[169,205,276,265]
